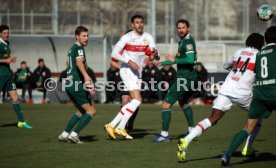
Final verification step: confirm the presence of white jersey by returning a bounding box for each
[219,47,259,98]
[111,31,156,75]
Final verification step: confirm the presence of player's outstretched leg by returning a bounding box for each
[177,118,211,161]
[177,109,224,161]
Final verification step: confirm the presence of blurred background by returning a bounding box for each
[0,0,275,103]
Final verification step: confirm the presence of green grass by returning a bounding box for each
[0,104,276,168]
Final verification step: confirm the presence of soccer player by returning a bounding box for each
[58,26,96,144]
[221,26,276,166]
[104,15,157,140]
[177,33,265,162]
[0,25,32,129]
[151,19,197,142]
[110,58,139,132]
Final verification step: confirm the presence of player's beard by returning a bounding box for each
[178,32,188,39]
[135,27,143,34]
[81,41,88,46]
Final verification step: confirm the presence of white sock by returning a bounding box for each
[61,131,69,138]
[109,109,125,128]
[188,127,194,133]
[161,131,168,137]
[70,131,78,137]
[117,99,141,129]
[186,118,211,144]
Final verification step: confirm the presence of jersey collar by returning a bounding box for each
[0,38,7,45]
[180,34,191,43]
[265,43,276,47]
[75,42,81,46]
[184,34,191,39]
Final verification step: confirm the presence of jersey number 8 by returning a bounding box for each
[261,57,268,78]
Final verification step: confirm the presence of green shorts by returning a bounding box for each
[248,98,276,119]
[66,87,92,109]
[164,70,197,105]
[0,75,16,92]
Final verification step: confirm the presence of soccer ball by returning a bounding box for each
[257,5,274,21]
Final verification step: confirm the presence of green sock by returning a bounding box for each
[182,104,195,127]
[162,109,171,131]
[73,113,93,134]
[12,101,25,122]
[64,113,82,132]
[226,129,249,157]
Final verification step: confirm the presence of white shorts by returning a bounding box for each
[119,67,141,91]
[212,94,252,112]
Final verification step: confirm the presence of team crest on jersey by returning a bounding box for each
[186,44,193,51]
[143,38,148,45]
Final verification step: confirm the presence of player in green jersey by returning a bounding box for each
[152,19,197,142]
[221,26,276,166]
[0,25,32,129]
[58,26,96,144]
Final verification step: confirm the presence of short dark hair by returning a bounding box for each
[0,25,9,33]
[75,25,88,36]
[131,15,144,23]
[21,61,26,65]
[245,33,264,51]
[265,26,276,44]
[38,58,44,63]
[176,19,190,28]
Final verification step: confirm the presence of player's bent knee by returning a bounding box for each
[162,101,171,109]
[10,93,19,102]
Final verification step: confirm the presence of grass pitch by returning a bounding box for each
[0,104,276,168]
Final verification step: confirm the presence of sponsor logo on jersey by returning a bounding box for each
[124,44,148,52]
[240,51,254,56]
[230,76,240,81]
[143,38,148,45]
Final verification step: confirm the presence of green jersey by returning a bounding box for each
[66,43,87,83]
[254,43,276,100]
[0,38,11,76]
[162,34,197,75]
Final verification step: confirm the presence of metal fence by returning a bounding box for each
[1,0,275,44]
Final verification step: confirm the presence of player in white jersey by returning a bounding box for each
[177,33,265,162]
[104,15,157,140]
